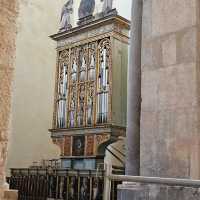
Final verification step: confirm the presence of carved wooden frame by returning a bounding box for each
[53,35,113,129]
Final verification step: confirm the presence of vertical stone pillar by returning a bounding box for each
[126,0,143,176]
[118,1,146,199]
[0,0,18,199]
[141,0,200,179]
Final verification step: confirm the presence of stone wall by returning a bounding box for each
[0,0,18,199]
[141,0,200,179]
[148,185,200,200]
[118,184,200,200]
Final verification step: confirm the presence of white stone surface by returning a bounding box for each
[141,0,200,179]
[152,0,196,36]
[162,35,177,66]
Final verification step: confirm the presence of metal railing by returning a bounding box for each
[10,165,200,200]
[9,168,105,200]
[9,166,125,200]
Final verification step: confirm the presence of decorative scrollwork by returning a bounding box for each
[86,82,95,125]
[77,84,85,126]
[56,50,70,128]
[97,38,111,123]
[59,49,70,61]
[69,85,76,127]
[79,46,88,82]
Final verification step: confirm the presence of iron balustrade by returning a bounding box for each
[9,168,105,200]
[9,166,200,200]
[9,166,125,200]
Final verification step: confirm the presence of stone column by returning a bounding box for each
[126,0,143,176]
[117,1,146,199]
[0,0,18,199]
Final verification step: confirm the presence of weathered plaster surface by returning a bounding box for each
[6,0,69,172]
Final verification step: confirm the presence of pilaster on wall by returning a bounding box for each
[0,0,18,198]
[141,0,200,179]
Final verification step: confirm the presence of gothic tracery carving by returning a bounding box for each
[56,50,70,128]
[77,84,85,126]
[54,38,111,129]
[97,38,111,123]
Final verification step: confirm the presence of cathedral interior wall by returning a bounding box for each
[6,0,69,174]
[141,0,200,179]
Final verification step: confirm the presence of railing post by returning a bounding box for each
[66,169,69,200]
[89,170,92,200]
[56,170,59,199]
[103,164,112,200]
[77,170,80,200]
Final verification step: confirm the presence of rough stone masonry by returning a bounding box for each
[0,0,18,199]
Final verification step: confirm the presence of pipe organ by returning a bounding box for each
[49,12,130,170]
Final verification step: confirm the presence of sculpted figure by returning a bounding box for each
[78,0,95,19]
[60,0,73,31]
[101,0,113,12]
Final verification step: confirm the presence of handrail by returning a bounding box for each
[109,174,200,188]
[10,168,105,178]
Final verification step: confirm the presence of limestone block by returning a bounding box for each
[162,34,177,66]
[149,185,168,200]
[117,184,200,200]
[141,42,153,71]
[118,184,149,200]
[190,140,200,179]
[167,186,200,200]
[157,62,197,110]
[142,0,152,41]
[141,39,162,71]
[152,0,196,36]
[149,185,200,200]
[142,62,197,112]
[141,106,199,178]
[141,70,159,111]
[142,27,198,71]
[140,111,159,176]
[177,27,197,63]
